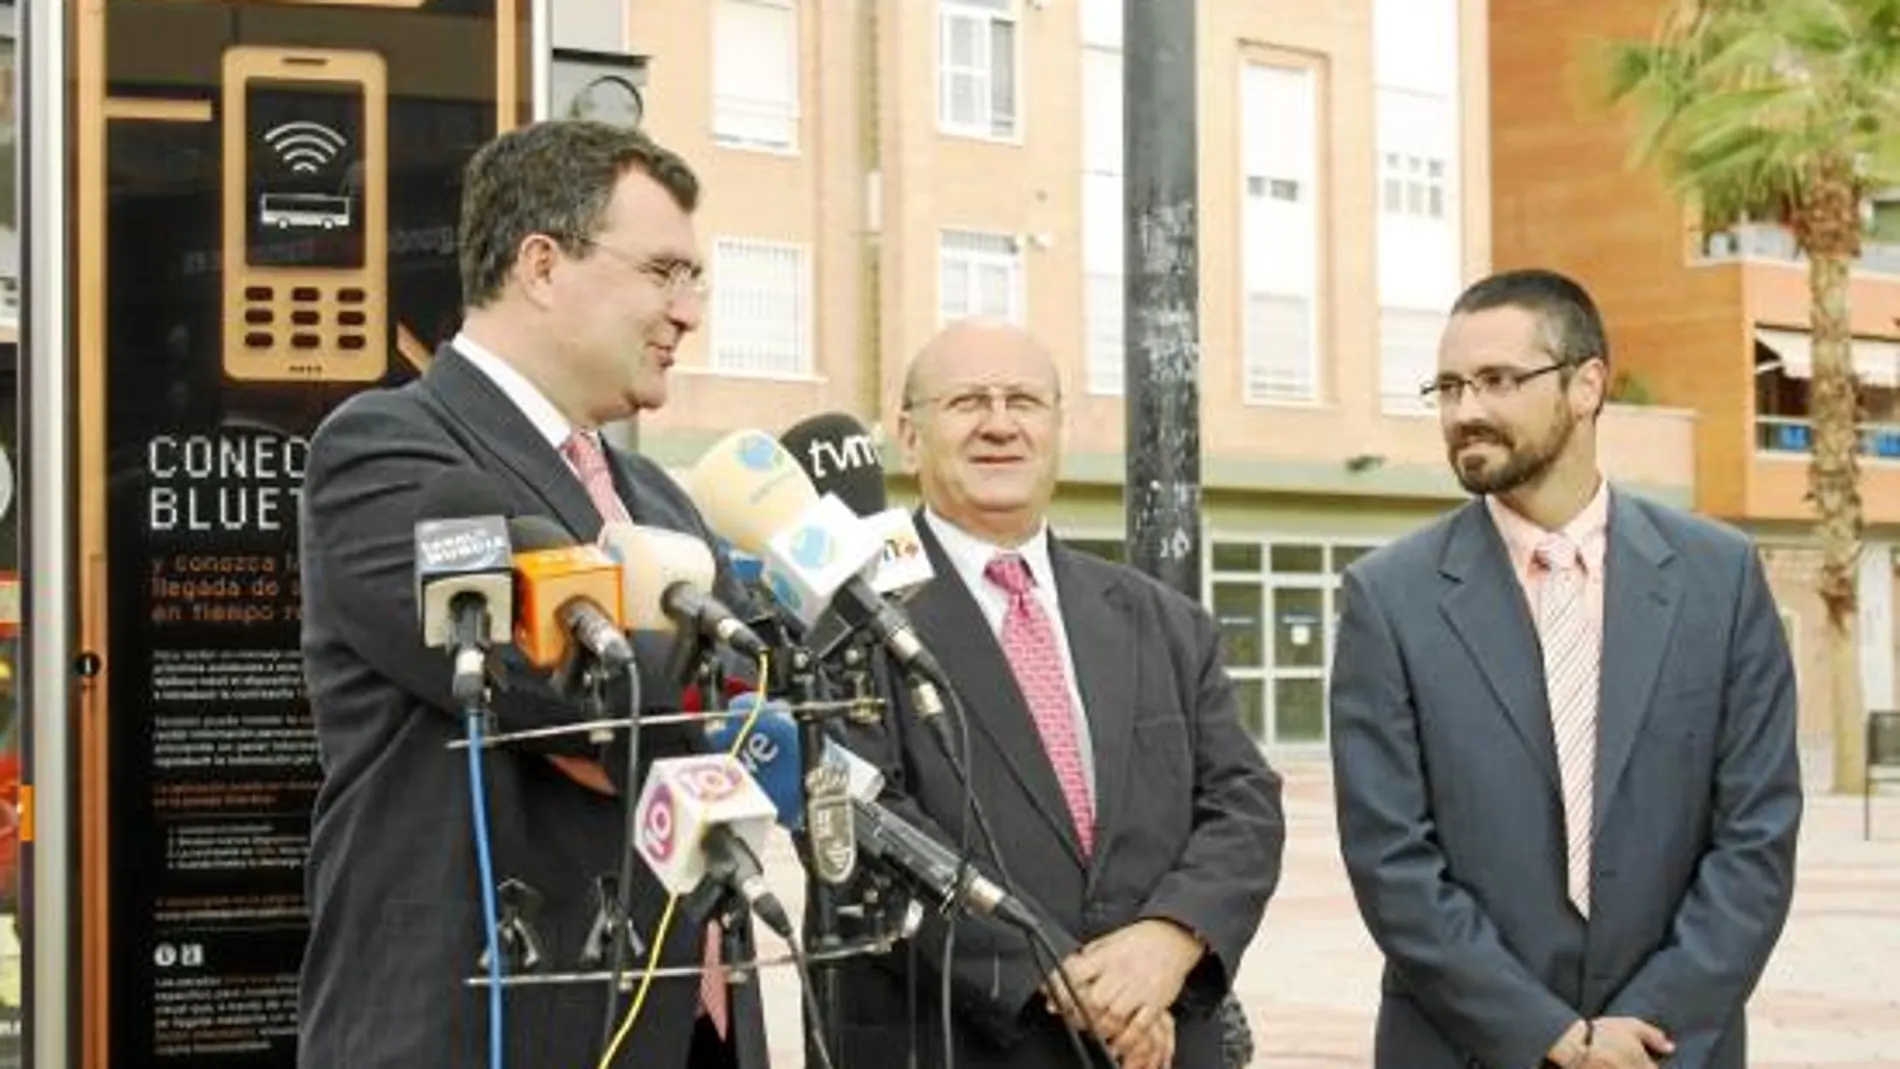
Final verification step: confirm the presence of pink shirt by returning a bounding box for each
[1485,478,1611,636]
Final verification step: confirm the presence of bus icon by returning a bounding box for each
[258,192,352,230]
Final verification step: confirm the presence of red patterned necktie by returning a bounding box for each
[562,431,727,1034]
[984,553,1095,856]
[560,432,633,527]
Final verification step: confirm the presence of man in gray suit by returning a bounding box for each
[297,121,761,1069]
[1330,269,1802,1069]
[833,321,1285,1069]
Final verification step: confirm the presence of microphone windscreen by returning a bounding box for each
[779,413,887,517]
[687,429,820,555]
[702,694,804,828]
[597,522,716,633]
[506,515,576,552]
[415,467,516,522]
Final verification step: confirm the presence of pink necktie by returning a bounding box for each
[561,432,633,527]
[1535,535,1597,917]
[563,432,727,1034]
[984,553,1095,856]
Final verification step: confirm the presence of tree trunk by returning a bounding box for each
[1798,166,1865,790]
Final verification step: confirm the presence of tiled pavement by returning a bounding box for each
[753,756,1900,1067]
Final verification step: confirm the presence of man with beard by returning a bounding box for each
[1328,269,1802,1069]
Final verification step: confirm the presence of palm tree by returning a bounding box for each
[1605,0,1900,792]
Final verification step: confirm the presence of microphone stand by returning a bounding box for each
[719,894,769,1069]
[788,646,848,1069]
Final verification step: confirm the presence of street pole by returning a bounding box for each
[1123,0,1202,598]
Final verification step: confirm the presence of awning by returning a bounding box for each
[1756,327,1900,388]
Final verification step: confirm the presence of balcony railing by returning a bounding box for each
[1703,222,1900,274]
[1756,414,1900,459]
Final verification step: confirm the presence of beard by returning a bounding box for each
[1447,404,1575,496]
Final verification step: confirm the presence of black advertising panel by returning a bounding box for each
[95,2,528,1064]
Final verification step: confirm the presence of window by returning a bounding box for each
[1380,152,1448,220]
[939,0,1018,139]
[714,0,799,151]
[1082,40,1123,393]
[939,229,1023,324]
[1241,62,1320,404]
[1379,305,1445,408]
[710,238,811,376]
[1206,539,1380,744]
[1373,0,1459,409]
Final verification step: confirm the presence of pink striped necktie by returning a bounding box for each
[1535,535,1598,917]
[984,553,1095,856]
[560,432,633,527]
[563,431,727,1033]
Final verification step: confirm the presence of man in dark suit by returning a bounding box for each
[1330,269,1803,1069]
[297,120,760,1069]
[834,320,1285,1069]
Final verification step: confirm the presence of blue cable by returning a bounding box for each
[466,707,505,1069]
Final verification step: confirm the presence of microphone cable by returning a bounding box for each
[598,655,644,1056]
[464,695,506,1069]
[934,683,1108,1069]
[593,653,771,1069]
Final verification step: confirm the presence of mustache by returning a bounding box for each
[1450,424,1511,449]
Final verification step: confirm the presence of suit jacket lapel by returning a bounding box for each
[907,518,1088,866]
[421,345,604,540]
[1049,540,1137,881]
[1595,489,1682,821]
[1437,501,1561,790]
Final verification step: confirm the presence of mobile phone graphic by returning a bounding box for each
[222,47,388,383]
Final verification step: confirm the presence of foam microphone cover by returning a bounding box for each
[779,413,888,518]
[596,521,717,634]
[686,429,820,556]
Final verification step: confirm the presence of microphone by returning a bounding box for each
[632,752,794,939]
[596,522,768,659]
[780,413,935,602]
[687,430,950,696]
[705,708,1063,945]
[412,470,517,707]
[507,516,635,673]
[851,791,1066,947]
[778,412,887,514]
[702,695,858,885]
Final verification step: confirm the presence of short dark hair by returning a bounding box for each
[457,120,700,308]
[1450,268,1610,371]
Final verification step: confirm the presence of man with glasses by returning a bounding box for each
[832,320,1285,1069]
[1329,269,1802,1069]
[297,120,759,1069]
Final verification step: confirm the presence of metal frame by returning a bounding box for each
[22,1,73,1067]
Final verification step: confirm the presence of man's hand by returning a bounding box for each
[1583,1018,1674,1068]
[1042,919,1205,1050]
[1104,1008,1174,1069]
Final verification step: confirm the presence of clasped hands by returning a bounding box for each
[1041,918,1205,1069]
[1549,1016,1676,1068]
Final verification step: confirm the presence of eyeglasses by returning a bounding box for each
[906,384,1060,420]
[573,237,709,299]
[1420,359,1584,407]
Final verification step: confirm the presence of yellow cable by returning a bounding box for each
[593,654,771,1068]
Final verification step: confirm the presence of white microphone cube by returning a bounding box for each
[861,508,935,600]
[759,494,884,627]
[634,754,780,898]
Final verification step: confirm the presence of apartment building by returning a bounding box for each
[579,0,1697,747]
[1488,0,1900,746]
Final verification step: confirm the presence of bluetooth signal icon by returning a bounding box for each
[263,120,347,174]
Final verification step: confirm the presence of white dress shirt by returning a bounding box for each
[455,331,606,480]
[922,508,1096,794]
